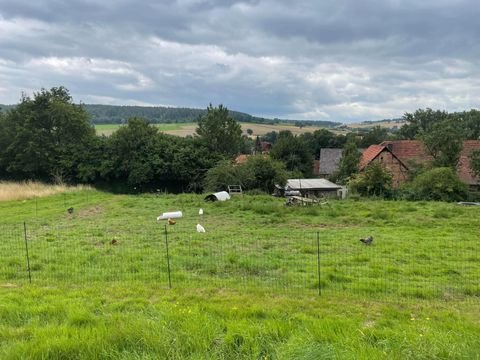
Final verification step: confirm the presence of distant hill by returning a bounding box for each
[1,103,341,128]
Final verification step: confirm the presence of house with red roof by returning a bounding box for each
[359,140,480,188]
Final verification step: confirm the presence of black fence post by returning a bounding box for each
[23,222,32,284]
[164,225,172,289]
[317,232,321,296]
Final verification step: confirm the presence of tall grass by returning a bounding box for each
[0,181,91,202]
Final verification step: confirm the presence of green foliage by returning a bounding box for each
[399,108,480,141]
[204,156,288,193]
[331,138,360,184]
[261,131,278,144]
[196,104,243,157]
[270,131,313,176]
[349,162,393,197]
[399,108,449,140]
[421,119,464,168]
[359,126,389,147]
[0,87,95,182]
[300,128,347,159]
[469,150,480,178]
[403,167,468,201]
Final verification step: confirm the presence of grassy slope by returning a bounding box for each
[1,190,480,359]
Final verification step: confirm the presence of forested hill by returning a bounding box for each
[0,103,340,128]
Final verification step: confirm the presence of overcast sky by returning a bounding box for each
[1,0,479,122]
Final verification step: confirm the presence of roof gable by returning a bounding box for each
[358,145,386,170]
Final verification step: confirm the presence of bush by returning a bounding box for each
[402,167,468,202]
[204,156,288,193]
[349,163,393,197]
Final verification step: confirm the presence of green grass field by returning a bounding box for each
[1,189,480,359]
[94,123,193,136]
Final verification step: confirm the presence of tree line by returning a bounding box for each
[0,87,479,196]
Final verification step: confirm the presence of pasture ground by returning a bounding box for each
[0,188,479,359]
[94,122,345,137]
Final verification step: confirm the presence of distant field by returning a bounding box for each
[94,122,344,137]
[347,120,406,129]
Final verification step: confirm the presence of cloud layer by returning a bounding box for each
[1,0,479,121]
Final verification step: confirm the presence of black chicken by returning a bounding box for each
[360,236,373,245]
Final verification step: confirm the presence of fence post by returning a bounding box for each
[316,232,321,296]
[164,225,172,289]
[23,222,32,284]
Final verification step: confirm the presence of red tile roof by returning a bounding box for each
[360,140,480,186]
[358,145,386,170]
[380,140,432,165]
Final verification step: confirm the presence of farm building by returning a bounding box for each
[359,140,480,188]
[314,149,343,178]
[314,148,365,178]
[277,178,342,198]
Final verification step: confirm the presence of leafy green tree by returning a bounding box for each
[349,162,392,197]
[332,138,360,184]
[107,117,169,189]
[243,156,288,193]
[204,156,288,193]
[204,160,246,192]
[246,128,253,136]
[422,119,464,168]
[399,108,449,139]
[403,167,468,201]
[360,126,389,147]
[270,131,313,176]
[196,104,243,157]
[261,131,278,144]
[0,87,95,181]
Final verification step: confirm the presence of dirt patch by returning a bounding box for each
[77,205,105,219]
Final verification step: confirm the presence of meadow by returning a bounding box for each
[0,186,480,359]
[93,122,343,137]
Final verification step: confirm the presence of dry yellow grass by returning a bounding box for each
[0,181,91,202]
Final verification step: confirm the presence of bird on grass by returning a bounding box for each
[196,224,206,233]
[360,236,373,245]
[199,208,204,215]
[67,207,74,214]
[110,239,118,245]
[168,218,176,225]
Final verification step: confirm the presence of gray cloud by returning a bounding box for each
[0,0,479,121]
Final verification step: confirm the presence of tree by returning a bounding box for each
[422,119,464,168]
[204,156,288,193]
[332,138,360,184]
[107,117,169,189]
[246,128,253,136]
[254,136,262,154]
[261,131,278,144]
[404,167,468,201]
[399,108,448,140]
[349,162,392,197]
[270,131,313,176]
[195,104,243,157]
[0,87,95,182]
[360,126,389,147]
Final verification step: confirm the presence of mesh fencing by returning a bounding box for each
[0,222,479,300]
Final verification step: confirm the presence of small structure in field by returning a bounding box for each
[204,191,231,202]
[277,179,342,198]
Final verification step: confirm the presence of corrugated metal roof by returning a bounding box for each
[286,179,341,190]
